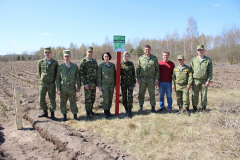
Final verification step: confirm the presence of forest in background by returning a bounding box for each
[1,17,239,64]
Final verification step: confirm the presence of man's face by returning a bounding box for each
[197,49,205,56]
[144,47,151,54]
[162,53,169,61]
[44,51,52,58]
[86,50,93,58]
[177,59,185,66]
[63,55,71,61]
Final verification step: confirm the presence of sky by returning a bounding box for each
[0,0,239,55]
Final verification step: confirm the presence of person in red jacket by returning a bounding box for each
[158,52,175,113]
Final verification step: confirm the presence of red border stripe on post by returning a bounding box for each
[115,51,121,115]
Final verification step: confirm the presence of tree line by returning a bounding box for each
[1,17,239,64]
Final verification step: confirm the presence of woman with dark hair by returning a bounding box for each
[97,52,116,118]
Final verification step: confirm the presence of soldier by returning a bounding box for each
[172,55,192,116]
[120,51,136,118]
[56,50,81,121]
[189,45,213,113]
[158,51,175,113]
[136,45,159,112]
[97,52,116,118]
[38,47,58,121]
[79,47,99,120]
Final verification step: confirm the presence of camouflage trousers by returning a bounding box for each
[39,82,56,112]
[138,78,156,106]
[102,84,115,110]
[84,83,96,111]
[175,84,190,108]
[121,83,134,110]
[192,79,208,107]
[60,85,78,114]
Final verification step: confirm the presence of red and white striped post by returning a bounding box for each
[115,51,121,115]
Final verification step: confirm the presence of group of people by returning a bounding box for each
[37,44,213,121]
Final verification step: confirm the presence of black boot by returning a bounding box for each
[128,108,132,118]
[108,109,113,117]
[202,106,206,113]
[177,106,183,114]
[39,110,48,118]
[124,106,128,114]
[151,106,156,113]
[51,112,57,121]
[138,105,143,112]
[63,114,67,121]
[86,111,92,120]
[73,114,78,120]
[90,109,99,116]
[192,106,198,114]
[104,110,109,118]
[185,107,190,116]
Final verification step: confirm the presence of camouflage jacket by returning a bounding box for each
[136,54,159,80]
[172,64,193,86]
[37,58,58,83]
[79,57,98,85]
[120,61,136,85]
[189,55,213,81]
[56,62,81,91]
[97,62,116,88]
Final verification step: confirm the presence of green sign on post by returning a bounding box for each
[113,35,125,52]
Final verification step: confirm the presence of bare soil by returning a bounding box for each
[0,60,239,160]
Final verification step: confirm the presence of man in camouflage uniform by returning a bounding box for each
[79,47,99,120]
[56,50,81,121]
[189,45,213,113]
[38,47,58,121]
[120,51,136,118]
[172,55,192,116]
[136,45,159,112]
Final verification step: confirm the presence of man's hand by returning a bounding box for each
[138,80,141,85]
[84,84,89,90]
[172,86,175,90]
[57,91,62,95]
[155,80,159,86]
[76,89,80,92]
[186,86,190,90]
[205,81,210,87]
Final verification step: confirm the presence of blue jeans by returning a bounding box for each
[159,81,172,110]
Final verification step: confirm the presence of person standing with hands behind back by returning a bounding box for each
[98,52,116,118]
[120,51,136,118]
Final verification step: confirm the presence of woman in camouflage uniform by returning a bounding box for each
[120,52,136,118]
[97,52,116,118]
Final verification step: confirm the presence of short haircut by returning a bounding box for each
[144,45,151,49]
[163,51,170,55]
[122,51,130,57]
[102,52,112,60]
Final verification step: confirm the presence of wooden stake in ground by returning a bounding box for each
[14,87,22,130]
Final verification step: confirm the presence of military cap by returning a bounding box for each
[44,47,51,52]
[63,50,71,56]
[197,45,204,50]
[177,55,184,60]
[87,47,93,51]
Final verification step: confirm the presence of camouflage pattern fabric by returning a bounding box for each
[120,61,136,110]
[56,62,81,114]
[172,64,192,108]
[189,55,213,107]
[97,62,116,110]
[79,57,98,111]
[136,54,159,106]
[37,58,58,112]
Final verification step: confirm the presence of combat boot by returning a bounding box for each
[63,114,67,121]
[39,110,48,118]
[177,106,183,114]
[192,106,198,114]
[151,106,156,113]
[107,109,113,117]
[128,109,132,118]
[73,114,78,120]
[104,110,109,118]
[90,109,99,116]
[86,111,92,120]
[185,107,190,116]
[202,106,206,113]
[51,112,58,121]
[138,105,143,112]
[124,106,128,114]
